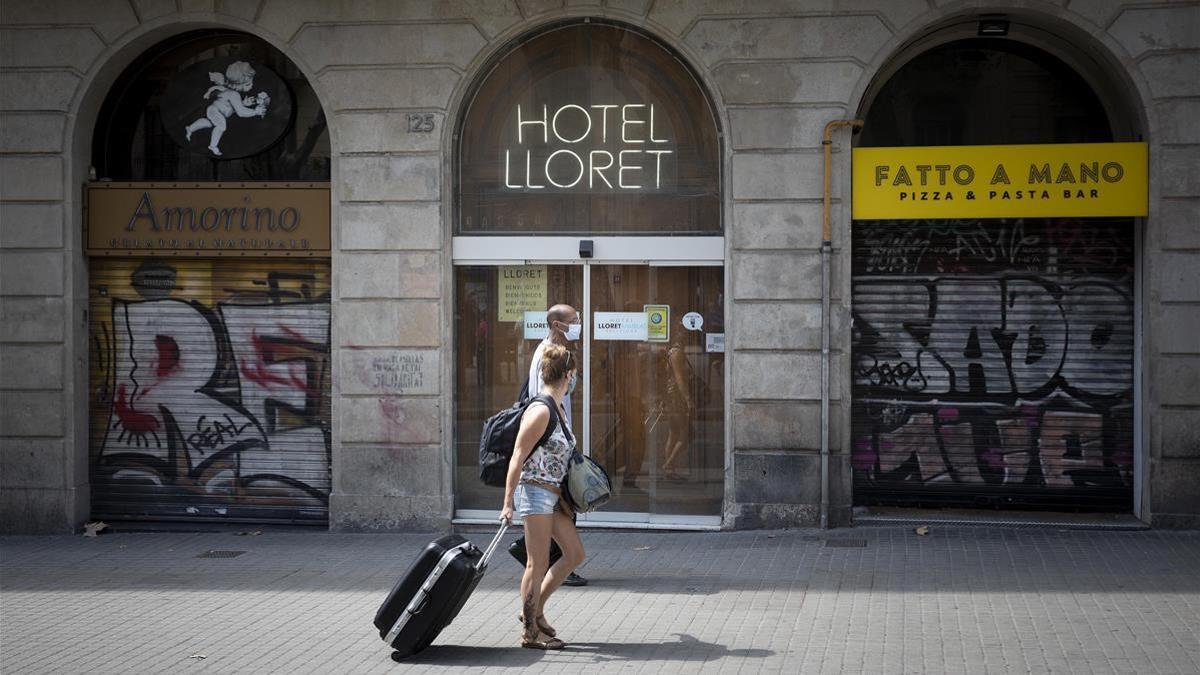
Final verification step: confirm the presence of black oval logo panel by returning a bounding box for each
[160,58,294,160]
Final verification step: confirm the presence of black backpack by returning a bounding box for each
[516,374,532,404]
[478,393,560,487]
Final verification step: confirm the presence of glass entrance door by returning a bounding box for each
[585,265,724,521]
[454,264,584,515]
[452,252,725,528]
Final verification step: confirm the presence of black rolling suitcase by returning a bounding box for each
[374,524,508,659]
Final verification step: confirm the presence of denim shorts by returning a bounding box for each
[514,482,559,517]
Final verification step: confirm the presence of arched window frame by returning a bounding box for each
[453,19,724,242]
[855,19,1142,144]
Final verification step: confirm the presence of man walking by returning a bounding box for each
[510,303,588,587]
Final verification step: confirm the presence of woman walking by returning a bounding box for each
[499,344,585,650]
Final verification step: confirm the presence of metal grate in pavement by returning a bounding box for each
[196,550,247,558]
[824,538,867,548]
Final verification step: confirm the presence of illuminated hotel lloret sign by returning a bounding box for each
[503,103,674,190]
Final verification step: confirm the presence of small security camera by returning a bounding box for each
[579,239,594,259]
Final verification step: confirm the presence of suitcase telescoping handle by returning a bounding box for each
[479,521,509,569]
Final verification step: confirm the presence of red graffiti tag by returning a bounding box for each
[239,328,317,395]
[114,384,160,434]
[154,334,180,377]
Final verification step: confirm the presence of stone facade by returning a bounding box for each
[2,0,1197,533]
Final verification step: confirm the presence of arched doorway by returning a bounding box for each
[452,21,726,528]
[86,30,333,523]
[850,32,1140,512]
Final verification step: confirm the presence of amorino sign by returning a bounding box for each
[86,182,330,256]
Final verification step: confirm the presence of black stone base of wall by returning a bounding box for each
[0,486,86,535]
[328,494,450,533]
[730,450,853,529]
[1151,514,1200,529]
[1150,461,1200,528]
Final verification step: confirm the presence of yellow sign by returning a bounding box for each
[852,143,1147,220]
[86,182,330,256]
[644,304,670,342]
[497,265,547,322]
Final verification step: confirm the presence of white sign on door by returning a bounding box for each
[706,332,725,353]
[682,311,704,331]
[523,310,549,340]
[594,311,648,341]
[497,265,547,322]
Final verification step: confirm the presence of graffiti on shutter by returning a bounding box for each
[851,219,1134,510]
[89,258,331,521]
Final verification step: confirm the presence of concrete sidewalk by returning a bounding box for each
[2,525,1199,674]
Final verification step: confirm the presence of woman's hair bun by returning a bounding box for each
[540,344,576,384]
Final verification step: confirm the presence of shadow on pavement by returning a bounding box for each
[400,634,773,664]
[393,646,544,666]
[568,633,775,662]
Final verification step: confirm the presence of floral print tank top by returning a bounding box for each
[520,401,575,485]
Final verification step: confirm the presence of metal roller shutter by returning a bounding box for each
[851,219,1134,511]
[88,257,331,523]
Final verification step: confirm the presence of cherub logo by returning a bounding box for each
[184,62,270,156]
[161,58,293,160]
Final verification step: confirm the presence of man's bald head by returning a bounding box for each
[546,304,578,325]
[546,304,580,344]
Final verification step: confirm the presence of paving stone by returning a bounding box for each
[2,527,1197,672]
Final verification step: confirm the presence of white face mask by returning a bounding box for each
[565,322,582,341]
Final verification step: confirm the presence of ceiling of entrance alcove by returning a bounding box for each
[858,38,1113,148]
